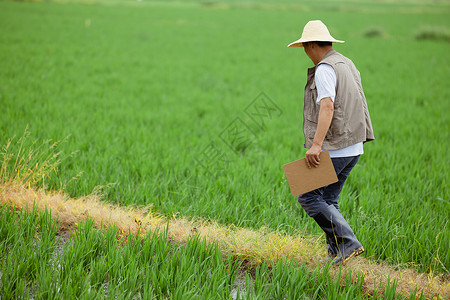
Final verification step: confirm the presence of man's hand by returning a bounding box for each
[305,144,322,168]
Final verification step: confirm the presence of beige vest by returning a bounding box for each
[303,49,375,150]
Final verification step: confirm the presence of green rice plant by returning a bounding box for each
[0,205,16,257]
[35,260,60,300]
[0,205,57,299]
[36,208,59,268]
[1,247,30,298]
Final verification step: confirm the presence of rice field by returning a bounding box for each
[0,0,449,298]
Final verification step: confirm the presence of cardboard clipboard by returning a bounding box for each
[282,151,338,196]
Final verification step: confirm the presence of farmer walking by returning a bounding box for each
[288,20,375,264]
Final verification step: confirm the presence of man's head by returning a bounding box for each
[287,20,343,48]
[302,41,333,65]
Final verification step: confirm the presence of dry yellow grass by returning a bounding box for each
[0,181,448,299]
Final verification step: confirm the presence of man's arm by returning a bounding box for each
[305,97,334,168]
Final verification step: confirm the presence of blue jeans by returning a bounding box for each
[297,155,360,218]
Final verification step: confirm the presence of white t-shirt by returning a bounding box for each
[315,63,363,158]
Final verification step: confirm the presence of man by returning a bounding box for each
[287,20,374,264]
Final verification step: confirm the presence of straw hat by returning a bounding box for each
[287,20,344,48]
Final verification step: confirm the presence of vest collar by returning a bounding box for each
[319,48,336,64]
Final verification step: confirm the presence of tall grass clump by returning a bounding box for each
[0,128,77,190]
[362,26,388,39]
[414,26,450,42]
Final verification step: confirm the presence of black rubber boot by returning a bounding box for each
[313,205,364,264]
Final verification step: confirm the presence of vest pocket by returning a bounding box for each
[304,86,318,118]
[329,113,346,138]
[304,118,317,140]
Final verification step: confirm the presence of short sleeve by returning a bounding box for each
[315,64,337,105]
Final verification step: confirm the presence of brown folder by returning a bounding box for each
[282,151,338,196]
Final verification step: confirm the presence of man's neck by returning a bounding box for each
[314,46,333,65]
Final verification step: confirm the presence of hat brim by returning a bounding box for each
[287,38,345,48]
